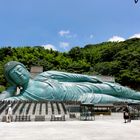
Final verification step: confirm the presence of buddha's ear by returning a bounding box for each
[5,74,17,86]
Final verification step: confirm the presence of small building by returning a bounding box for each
[30,66,43,78]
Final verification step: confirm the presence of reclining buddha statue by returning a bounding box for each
[0,61,140,104]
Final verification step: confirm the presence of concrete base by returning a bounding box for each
[0,120,140,140]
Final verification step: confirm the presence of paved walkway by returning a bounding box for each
[0,120,140,140]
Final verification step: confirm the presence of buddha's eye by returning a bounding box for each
[17,68,22,72]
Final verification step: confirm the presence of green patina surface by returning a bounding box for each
[1,61,140,104]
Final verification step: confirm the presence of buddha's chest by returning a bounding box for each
[22,81,63,100]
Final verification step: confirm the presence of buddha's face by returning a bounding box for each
[9,65,30,86]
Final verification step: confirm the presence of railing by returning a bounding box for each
[15,115,31,121]
[50,114,65,121]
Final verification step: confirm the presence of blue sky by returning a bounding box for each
[0,0,140,51]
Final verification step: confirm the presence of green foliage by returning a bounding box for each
[0,85,5,93]
[0,38,140,90]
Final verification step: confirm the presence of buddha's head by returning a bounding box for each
[4,61,30,86]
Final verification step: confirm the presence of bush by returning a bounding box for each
[0,85,5,93]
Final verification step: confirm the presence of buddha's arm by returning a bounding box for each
[4,94,29,101]
[0,86,17,100]
[34,70,103,83]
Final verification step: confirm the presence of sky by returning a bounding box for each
[0,0,140,51]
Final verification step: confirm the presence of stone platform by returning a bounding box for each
[1,120,140,140]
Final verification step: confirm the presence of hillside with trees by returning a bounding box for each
[0,38,140,92]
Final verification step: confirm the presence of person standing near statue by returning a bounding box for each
[123,106,131,123]
[6,104,13,123]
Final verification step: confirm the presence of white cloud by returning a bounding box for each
[129,33,140,39]
[59,42,70,50]
[108,36,125,42]
[58,30,77,38]
[41,44,57,51]
[59,30,70,37]
[90,34,94,39]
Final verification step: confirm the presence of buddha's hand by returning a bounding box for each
[0,86,17,100]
